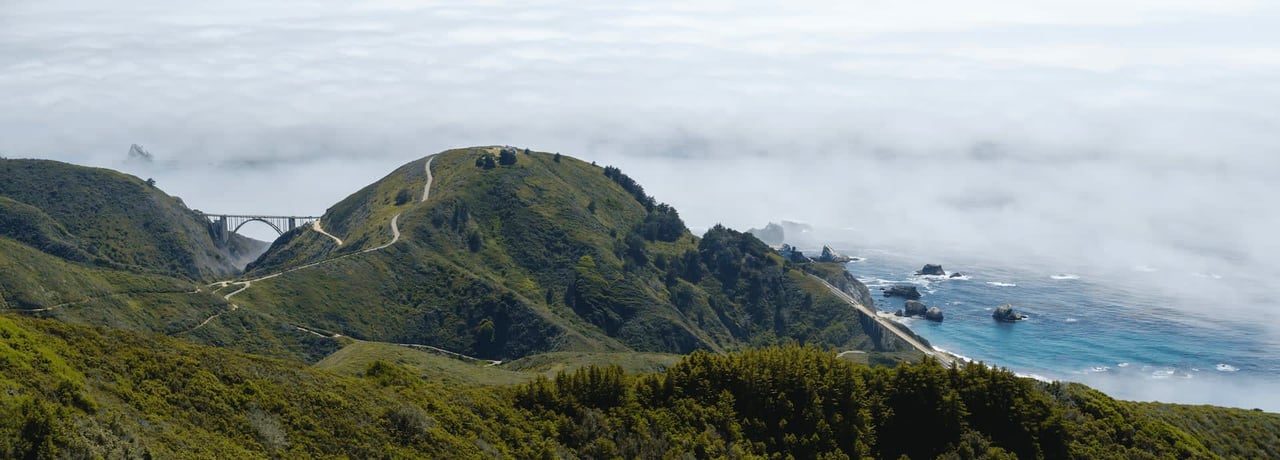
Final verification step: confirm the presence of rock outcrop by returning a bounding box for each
[992,304,1027,322]
[924,307,944,322]
[916,264,945,276]
[882,285,922,300]
[817,246,855,263]
[127,144,154,162]
[904,300,928,316]
[816,268,877,310]
[949,272,964,278]
[900,300,944,322]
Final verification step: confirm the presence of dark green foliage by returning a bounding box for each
[499,148,518,165]
[1136,401,1280,459]
[510,346,1255,459]
[602,165,655,211]
[394,188,412,205]
[637,203,685,242]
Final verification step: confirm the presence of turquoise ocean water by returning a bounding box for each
[837,249,1280,412]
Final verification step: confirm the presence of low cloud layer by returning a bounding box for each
[4,0,1278,399]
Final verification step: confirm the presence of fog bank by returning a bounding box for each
[3,0,1278,398]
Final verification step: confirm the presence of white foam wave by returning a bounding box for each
[986,281,1017,287]
[1117,362,1130,368]
[1064,318,1078,323]
[1151,369,1175,379]
[932,347,975,364]
[1090,366,1111,373]
[1216,363,1239,372]
[1050,274,1080,280]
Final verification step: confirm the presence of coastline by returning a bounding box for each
[812,274,960,368]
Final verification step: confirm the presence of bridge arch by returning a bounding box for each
[200,213,321,242]
[232,218,285,236]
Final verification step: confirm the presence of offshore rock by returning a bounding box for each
[882,285,922,300]
[904,300,929,317]
[924,307,944,322]
[817,246,853,263]
[992,304,1028,322]
[916,264,945,276]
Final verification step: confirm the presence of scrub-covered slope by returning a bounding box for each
[0,159,265,279]
[227,147,911,361]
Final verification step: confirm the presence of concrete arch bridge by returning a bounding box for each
[200,213,321,242]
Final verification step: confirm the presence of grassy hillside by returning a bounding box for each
[0,158,264,280]
[4,315,1274,459]
[0,159,274,338]
[0,314,552,459]
[224,147,914,362]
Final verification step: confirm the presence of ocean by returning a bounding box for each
[835,248,1280,412]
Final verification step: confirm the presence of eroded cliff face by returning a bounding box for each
[828,269,877,310]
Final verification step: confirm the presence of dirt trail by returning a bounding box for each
[310,220,344,246]
[420,155,435,202]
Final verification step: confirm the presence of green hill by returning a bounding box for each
[3,314,1276,459]
[0,158,271,335]
[214,147,913,363]
[0,159,265,280]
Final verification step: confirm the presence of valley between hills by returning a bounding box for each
[1,147,1276,459]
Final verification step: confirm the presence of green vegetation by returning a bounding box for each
[0,315,552,459]
[3,319,1274,459]
[0,159,269,337]
[2,149,1276,458]
[228,148,910,363]
[0,159,263,280]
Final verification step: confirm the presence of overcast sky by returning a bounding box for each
[3,1,1278,331]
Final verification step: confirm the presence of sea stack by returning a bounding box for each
[817,246,853,263]
[916,264,945,276]
[924,307,944,322]
[992,304,1027,322]
[904,300,928,316]
[882,285,922,300]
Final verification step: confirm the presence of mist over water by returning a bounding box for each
[3,1,1278,406]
